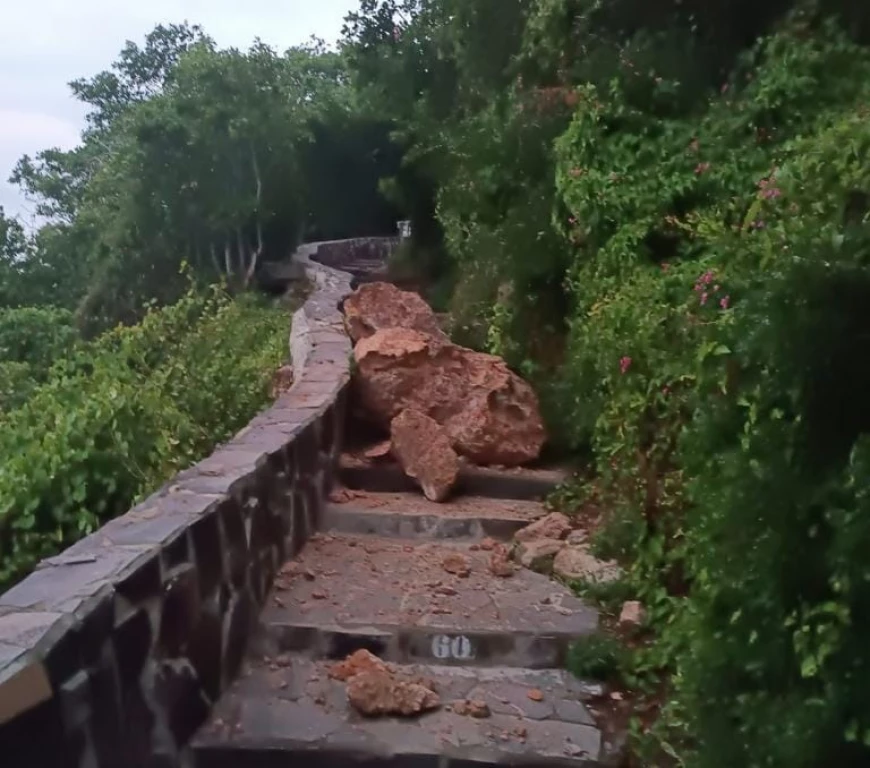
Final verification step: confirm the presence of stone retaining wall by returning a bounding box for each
[0,240,379,768]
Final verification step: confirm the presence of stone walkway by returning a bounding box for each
[191,459,611,766]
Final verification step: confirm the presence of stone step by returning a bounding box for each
[258,534,598,669]
[191,655,608,767]
[323,490,548,541]
[339,454,571,502]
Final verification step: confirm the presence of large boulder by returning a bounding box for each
[353,328,546,466]
[390,409,459,502]
[342,282,447,344]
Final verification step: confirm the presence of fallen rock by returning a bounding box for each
[363,440,392,460]
[515,539,565,574]
[343,282,447,344]
[347,670,441,718]
[390,409,459,502]
[514,512,572,543]
[353,328,545,466]
[329,649,388,682]
[527,689,545,702]
[488,545,515,578]
[442,553,471,578]
[619,600,646,629]
[453,699,491,718]
[553,544,623,584]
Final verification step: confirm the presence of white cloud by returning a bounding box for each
[0,0,358,221]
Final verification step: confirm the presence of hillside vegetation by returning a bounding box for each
[2,2,870,764]
[338,1,870,766]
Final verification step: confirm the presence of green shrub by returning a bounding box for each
[550,17,870,767]
[0,288,288,587]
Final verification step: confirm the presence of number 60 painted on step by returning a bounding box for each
[430,634,474,660]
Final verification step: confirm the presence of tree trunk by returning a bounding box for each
[243,147,265,288]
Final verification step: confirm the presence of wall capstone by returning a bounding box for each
[0,238,392,768]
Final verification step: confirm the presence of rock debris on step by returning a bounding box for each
[514,512,572,543]
[514,539,565,574]
[390,408,460,502]
[441,552,471,577]
[552,544,624,584]
[452,699,491,718]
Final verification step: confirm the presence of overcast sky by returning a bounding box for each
[0,0,358,226]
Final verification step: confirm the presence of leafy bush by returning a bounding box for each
[0,288,288,587]
[550,17,870,767]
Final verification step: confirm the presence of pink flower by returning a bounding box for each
[619,356,632,375]
[720,296,730,310]
[700,292,708,305]
[695,162,711,175]
[568,216,577,225]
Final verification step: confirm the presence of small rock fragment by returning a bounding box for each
[527,689,545,702]
[452,699,491,718]
[619,600,646,629]
[442,553,472,578]
[363,439,393,460]
[514,512,572,543]
[514,539,565,574]
[489,545,515,578]
[480,537,497,551]
[553,544,623,584]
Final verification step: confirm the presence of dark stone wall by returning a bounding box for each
[0,239,387,768]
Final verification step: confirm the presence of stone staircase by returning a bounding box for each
[0,238,613,768]
[190,460,609,767]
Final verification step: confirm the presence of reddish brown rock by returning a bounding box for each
[489,544,515,578]
[363,440,392,460]
[514,512,572,544]
[442,553,471,578]
[343,282,447,344]
[390,409,459,502]
[353,328,546,466]
[329,649,388,682]
[453,699,491,718]
[346,670,440,718]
